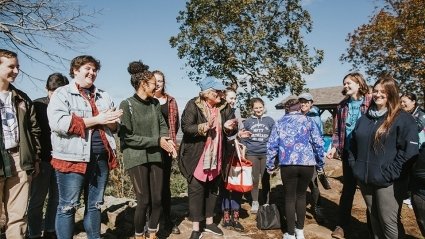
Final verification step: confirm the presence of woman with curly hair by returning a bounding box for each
[119,61,176,239]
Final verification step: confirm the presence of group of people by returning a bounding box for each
[0,48,424,239]
[328,73,425,239]
[0,50,177,239]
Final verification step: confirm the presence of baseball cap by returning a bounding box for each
[298,92,313,101]
[199,77,226,91]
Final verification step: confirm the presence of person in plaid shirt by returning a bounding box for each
[327,72,371,239]
[153,70,181,235]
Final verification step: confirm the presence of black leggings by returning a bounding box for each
[308,170,321,207]
[280,165,314,235]
[247,155,270,204]
[128,163,163,233]
[161,151,173,218]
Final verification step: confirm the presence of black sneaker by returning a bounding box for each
[189,230,203,239]
[204,223,224,236]
[222,219,233,229]
[232,220,245,232]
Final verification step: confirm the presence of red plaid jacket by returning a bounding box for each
[331,94,371,156]
[167,95,179,144]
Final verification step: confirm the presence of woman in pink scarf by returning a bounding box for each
[178,77,237,239]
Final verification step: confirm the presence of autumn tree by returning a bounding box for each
[341,0,425,105]
[170,0,323,112]
[0,0,99,80]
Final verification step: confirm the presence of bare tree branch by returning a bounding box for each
[0,0,100,85]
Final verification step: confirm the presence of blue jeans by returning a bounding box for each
[221,189,242,211]
[55,154,109,239]
[28,161,59,238]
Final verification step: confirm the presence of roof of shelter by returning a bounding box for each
[275,86,346,110]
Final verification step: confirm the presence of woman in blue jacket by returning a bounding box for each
[348,76,419,239]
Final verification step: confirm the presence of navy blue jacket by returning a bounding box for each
[349,110,419,187]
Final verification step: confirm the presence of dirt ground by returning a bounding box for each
[1,158,420,239]
[166,157,422,239]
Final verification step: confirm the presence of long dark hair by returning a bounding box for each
[372,75,402,148]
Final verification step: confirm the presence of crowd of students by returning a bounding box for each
[0,48,424,239]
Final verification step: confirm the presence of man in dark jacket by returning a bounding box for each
[27,73,68,239]
[0,49,41,238]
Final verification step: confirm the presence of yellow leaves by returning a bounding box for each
[342,0,425,103]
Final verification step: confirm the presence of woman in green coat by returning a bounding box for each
[119,61,176,239]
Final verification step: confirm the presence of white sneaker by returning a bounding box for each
[283,233,296,239]
[295,228,305,239]
[403,198,411,205]
[251,201,259,214]
[403,198,413,209]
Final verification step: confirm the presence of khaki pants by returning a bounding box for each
[0,151,31,238]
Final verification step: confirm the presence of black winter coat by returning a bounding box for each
[178,97,236,181]
[349,110,419,187]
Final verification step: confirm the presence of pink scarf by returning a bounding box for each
[200,103,222,170]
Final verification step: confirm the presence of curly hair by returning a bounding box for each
[128,61,153,91]
[69,55,101,78]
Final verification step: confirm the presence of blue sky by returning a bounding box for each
[13,0,378,120]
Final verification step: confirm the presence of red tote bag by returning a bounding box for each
[224,139,253,193]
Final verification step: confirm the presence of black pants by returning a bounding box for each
[337,150,357,229]
[308,170,321,207]
[161,151,173,219]
[128,163,163,233]
[188,176,220,222]
[280,165,314,235]
[412,194,425,236]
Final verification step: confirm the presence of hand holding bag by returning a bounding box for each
[224,139,253,193]
[256,204,281,230]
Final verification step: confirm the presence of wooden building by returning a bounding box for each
[275,86,346,117]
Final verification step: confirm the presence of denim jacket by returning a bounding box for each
[47,80,117,162]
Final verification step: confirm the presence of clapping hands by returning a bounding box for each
[160,137,177,158]
[97,108,123,125]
